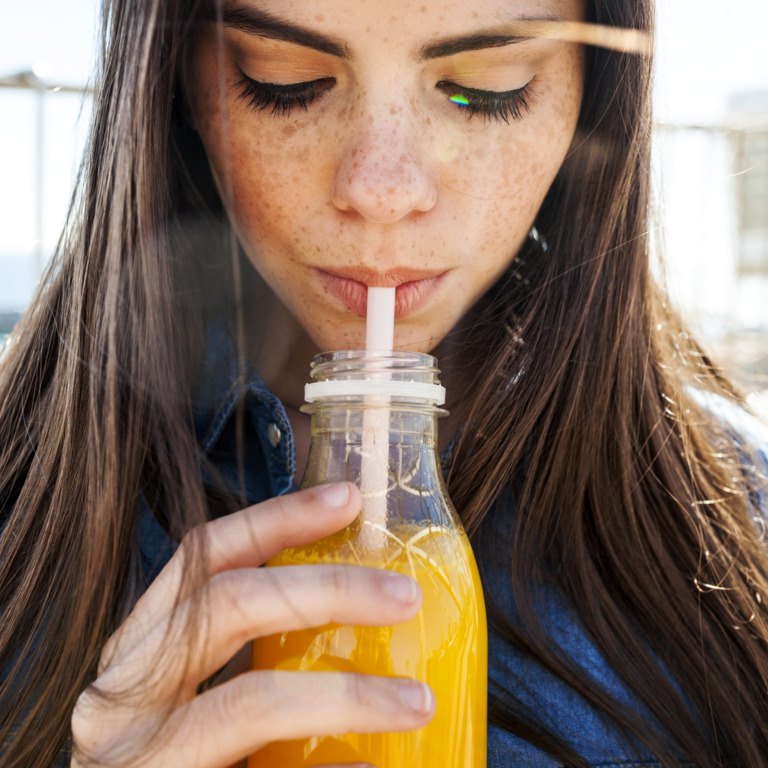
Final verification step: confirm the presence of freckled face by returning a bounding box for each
[185,0,584,353]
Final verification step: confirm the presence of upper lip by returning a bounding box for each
[316,267,446,287]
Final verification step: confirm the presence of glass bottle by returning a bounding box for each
[250,351,487,768]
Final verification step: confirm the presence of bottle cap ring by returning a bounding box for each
[305,379,446,405]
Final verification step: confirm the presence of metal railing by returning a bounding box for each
[0,70,91,277]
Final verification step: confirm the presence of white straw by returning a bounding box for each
[365,287,396,351]
[360,287,396,551]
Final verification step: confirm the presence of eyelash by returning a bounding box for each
[234,75,335,116]
[234,74,534,124]
[436,81,534,124]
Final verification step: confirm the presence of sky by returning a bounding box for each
[1,0,768,312]
[654,0,768,125]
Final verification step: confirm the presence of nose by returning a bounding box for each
[330,117,437,223]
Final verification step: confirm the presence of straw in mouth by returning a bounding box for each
[365,287,396,352]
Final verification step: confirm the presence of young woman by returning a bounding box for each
[1,0,767,766]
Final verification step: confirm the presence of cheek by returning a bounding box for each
[200,112,331,256]
[433,129,555,255]
[438,69,581,231]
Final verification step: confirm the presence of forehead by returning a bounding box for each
[215,0,587,53]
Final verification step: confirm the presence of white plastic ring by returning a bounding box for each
[305,379,446,405]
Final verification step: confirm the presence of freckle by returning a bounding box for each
[315,14,324,21]
[390,105,397,115]
[421,5,426,10]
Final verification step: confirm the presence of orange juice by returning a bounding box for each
[249,524,487,767]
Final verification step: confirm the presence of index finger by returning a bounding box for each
[103,482,360,669]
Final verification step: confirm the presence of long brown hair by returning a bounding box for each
[0,0,215,762]
[1,0,766,766]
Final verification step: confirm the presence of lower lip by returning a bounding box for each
[316,270,446,319]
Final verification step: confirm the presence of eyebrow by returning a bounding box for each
[419,32,535,61]
[211,4,553,60]
[209,6,351,58]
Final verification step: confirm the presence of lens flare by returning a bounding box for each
[435,124,462,162]
[449,94,470,107]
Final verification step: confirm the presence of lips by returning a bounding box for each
[315,267,447,318]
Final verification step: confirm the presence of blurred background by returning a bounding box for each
[1,0,767,416]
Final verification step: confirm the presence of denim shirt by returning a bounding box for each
[138,325,768,767]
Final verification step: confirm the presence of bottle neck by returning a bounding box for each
[300,402,443,490]
[300,350,448,496]
[306,402,439,445]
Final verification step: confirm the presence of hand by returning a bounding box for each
[71,482,433,768]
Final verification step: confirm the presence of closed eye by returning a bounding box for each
[436,80,535,123]
[234,74,335,116]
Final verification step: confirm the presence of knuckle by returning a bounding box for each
[348,673,373,711]
[272,492,292,520]
[97,640,115,674]
[325,564,352,598]
[176,523,209,567]
[209,569,252,621]
[268,494,296,550]
[70,685,101,745]
[177,527,196,556]
[217,672,269,725]
[217,677,250,722]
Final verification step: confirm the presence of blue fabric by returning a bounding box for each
[137,324,768,767]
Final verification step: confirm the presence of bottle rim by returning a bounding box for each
[310,350,439,369]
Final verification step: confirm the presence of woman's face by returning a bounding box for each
[186,0,584,353]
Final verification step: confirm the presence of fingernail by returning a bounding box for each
[398,680,433,714]
[315,482,350,507]
[383,573,418,604]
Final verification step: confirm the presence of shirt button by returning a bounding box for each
[268,422,282,449]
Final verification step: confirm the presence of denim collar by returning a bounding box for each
[193,322,297,501]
